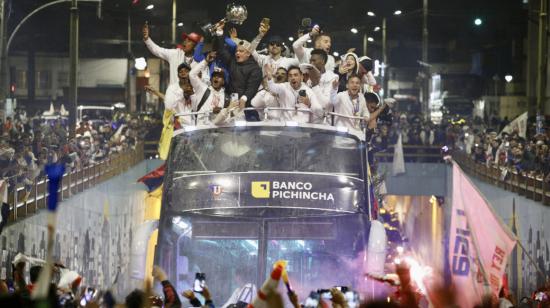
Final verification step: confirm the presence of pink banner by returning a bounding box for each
[450,163,516,307]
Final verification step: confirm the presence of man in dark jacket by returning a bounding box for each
[213,21,263,121]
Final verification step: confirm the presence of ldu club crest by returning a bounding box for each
[209,184,223,199]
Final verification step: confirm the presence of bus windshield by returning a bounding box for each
[169,126,364,178]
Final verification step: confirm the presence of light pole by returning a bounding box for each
[1,0,101,132]
[382,17,387,98]
[68,0,79,135]
[171,0,176,44]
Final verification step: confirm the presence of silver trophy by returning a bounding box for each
[202,3,248,34]
[224,3,248,25]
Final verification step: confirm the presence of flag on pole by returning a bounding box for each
[32,164,65,299]
[392,133,405,176]
[138,163,166,192]
[499,112,527,138]
[449,162,517,308]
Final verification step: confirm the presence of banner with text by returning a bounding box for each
[450,162,517,308]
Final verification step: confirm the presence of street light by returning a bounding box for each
[288,37,294,42]
[374,26,381,32]
[474,18,482,26]
[505,75,513,83]
[350,28,358,34]
[394,10,402,15]
[333,52,339,57]
[367,11,376,17]
[177,22,183,27]
[146,4,154,10]
[367,37,374,42]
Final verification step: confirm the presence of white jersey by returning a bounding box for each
[144,38,197,85]
[266,80,322,123]
[331,91,370,131]
[164,83,197,125]
[190,60,226,124]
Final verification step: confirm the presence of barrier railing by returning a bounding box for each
[374,145,443,163]
[453,151,550,205]
[6,143,144,224]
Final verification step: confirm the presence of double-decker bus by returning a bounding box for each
[153,111,376,303]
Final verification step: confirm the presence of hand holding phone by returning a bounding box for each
[194,273,206,293]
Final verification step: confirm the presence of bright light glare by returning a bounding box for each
[134,57,147,70]
[505,75,513,83]
[367,11,375,17]
[396,246,404,254]
[350,28,358,34]
[404,257,433,295]
[336,126,349,133]
[474,18,482,26]
[367,37,374,42]
[289,36,294,41]
[333,52,339,57]
[146,4,154,10]
[374,26,380,32]
[394,10,402,15]
[235,120,247,127]
[177,22,183,27]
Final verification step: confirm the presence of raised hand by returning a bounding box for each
[229,27,238,39]
[310,25,320,37]
[264,64,274,80]
[259,22,270,36]
[142,22,149,41]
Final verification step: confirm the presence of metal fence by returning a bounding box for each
[374,145,443,163]
[6,143,144,224]
[454,151,550,205]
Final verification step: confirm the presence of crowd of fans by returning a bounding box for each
[0,107,158,199]
[0,255,549,308]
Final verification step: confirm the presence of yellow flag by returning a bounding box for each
[158,110,175,160]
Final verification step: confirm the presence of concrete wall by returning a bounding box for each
[466,175,550,298]
[0,159,162,298]
[379,163,448,196]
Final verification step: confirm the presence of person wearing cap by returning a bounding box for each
[251,67,288,120]
[293,25,335,72]
[143,22,201,85]
[213,21,263,121]
[165,63,197,126]
[264,64,322,124]
[250,21,299,76]
[189,51,227,124]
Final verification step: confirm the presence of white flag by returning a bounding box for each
[392,133,405,176]
[449,162,517,308]
[499,112,527,138]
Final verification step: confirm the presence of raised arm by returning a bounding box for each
[143,23,177,61]
[213,21,232,65]
[189,59,210,94]
[292,26,319,63]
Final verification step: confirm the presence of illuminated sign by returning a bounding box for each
[251,181,335,202]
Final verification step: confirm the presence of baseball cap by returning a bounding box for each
[182,32,202,44]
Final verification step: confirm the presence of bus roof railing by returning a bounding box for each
[174,107,367,127]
